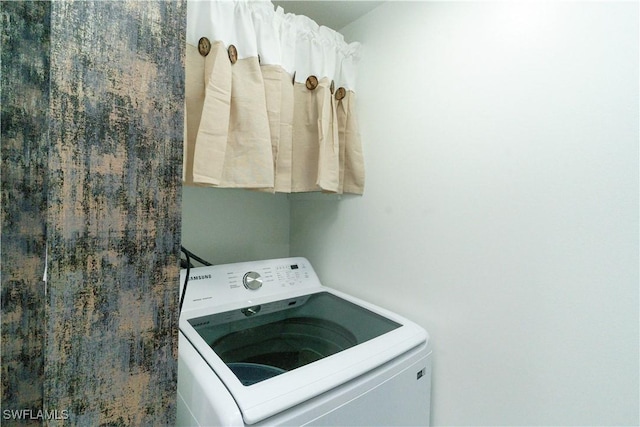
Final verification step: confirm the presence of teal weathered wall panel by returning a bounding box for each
[1,2,50,423]
[2,1,184,425]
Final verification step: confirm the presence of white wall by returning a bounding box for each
[181,186,289,265]
[290,2,639,425]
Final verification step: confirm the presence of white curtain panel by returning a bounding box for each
[184,0,364,194]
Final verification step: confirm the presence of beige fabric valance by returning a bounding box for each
[183,0,365,195]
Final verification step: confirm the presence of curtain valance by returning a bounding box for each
[183,0,365,194]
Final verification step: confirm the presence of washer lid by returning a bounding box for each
[180,287,428,425]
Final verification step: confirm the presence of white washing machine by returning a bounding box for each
[177,257,432,426]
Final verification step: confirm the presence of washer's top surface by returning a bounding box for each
[188,291,402,385]
[179,257,428,425]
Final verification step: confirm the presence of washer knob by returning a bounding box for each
[243,271,263,290]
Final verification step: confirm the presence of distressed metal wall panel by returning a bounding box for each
[44,1,185,424]
[2,1,184,423]
[1,2,50,423]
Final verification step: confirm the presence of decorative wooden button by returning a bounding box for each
[198,37,211,57]
[306,75,318,90]
[228,44,238,64]
[330,80,335,94]
[335,87,346,100]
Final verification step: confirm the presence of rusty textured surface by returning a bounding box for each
[2,1,184,425]
[1,2,50,424]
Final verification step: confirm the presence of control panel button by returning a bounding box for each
[243,271,263,290]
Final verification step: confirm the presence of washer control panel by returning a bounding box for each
[180,257,322,311]
[225,261,311,291]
